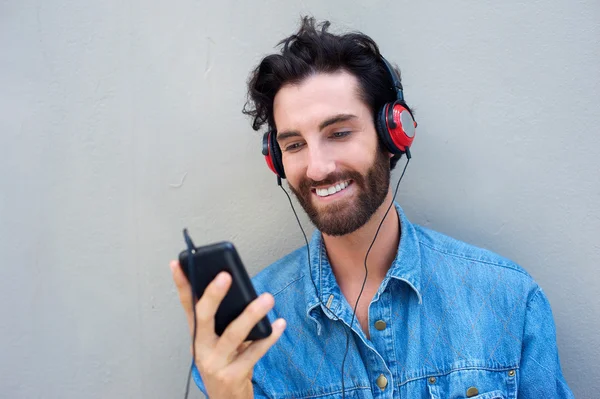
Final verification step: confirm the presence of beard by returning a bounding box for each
[288,147,391,236]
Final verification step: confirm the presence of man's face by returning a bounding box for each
[273,70,391,236]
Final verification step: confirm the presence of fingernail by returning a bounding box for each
[274,318,286,330]
[215,272,229,287]
[259,293,273,305]
[169,262,176,272]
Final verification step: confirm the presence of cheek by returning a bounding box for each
[282,153,304,187]
[338,140,378,171]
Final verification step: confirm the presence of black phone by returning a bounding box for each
[178,240,272,341]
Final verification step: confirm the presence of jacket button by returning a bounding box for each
[374,320,387,330]
[508,370,516,377]
[428,377,436,384]
[376,374,388,389]
[466,387,479,397]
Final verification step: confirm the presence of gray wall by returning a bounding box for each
[1,1,598,398]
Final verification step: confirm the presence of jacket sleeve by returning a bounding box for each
[191,363,208,397]
[518,287,575,398]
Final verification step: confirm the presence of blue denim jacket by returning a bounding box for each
[192,202,574,398]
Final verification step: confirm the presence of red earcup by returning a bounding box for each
[262,132,278,175]
[386,103,416,152]
[262,131,285,178]
[264,153,277,175]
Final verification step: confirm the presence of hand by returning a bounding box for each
[170,260,286,399]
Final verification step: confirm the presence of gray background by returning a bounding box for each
[1,0,598,398]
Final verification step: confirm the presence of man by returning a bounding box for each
[170,17,574,398]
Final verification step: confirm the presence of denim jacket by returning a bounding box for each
[192,202,574,398]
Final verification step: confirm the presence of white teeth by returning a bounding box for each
[315,181,350,197]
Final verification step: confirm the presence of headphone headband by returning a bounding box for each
[380,56,404,102]
[261,54,415,179]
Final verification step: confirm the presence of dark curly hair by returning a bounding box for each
[242,16,414,170]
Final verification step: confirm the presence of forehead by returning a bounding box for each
[273,70,370,130]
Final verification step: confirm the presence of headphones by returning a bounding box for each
[261,55,416,179]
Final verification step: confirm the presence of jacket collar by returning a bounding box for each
[304,202,423,331]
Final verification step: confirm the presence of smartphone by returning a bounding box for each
[178,241,272,341]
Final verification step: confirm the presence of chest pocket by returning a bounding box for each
[427,368,518,399]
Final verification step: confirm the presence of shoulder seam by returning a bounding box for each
[418,240,531,277]
[269,273,306,298]
[526,286,543,308]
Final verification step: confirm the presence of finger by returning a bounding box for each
[231,341,253,359]
[193,271,232,342]
[170,260,195,332]
[236,341,252,355]
[213,293,275,362]
[229,318,286,374]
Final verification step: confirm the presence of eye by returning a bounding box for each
[331,131,351,138]
[284,142,305,152]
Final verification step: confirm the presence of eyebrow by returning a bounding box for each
[319,113,357,130]
[276,113,358,142]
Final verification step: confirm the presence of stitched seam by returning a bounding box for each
[446,255,524,355]
[303,386,372,399]
[527,355,569,388]
[396,365,520,387]
[409,254,441,374]
[420,260,467,372]
[269,273,306,298]
[517,287,542,365]
[419,241,531,277]
[389,289,400,381]
[487,289,526,360]
[276,312,320,383]
[455,261,505,360]
[525,287,542,309]
[282,385,372,399]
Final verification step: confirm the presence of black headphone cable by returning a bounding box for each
[180,149,410,399]
[279,148,411,398]
[183,229,198,399]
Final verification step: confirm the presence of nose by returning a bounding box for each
[306,144,335,182]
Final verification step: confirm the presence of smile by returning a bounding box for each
[313,180,352,197]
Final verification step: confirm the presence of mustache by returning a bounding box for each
[298,171,364,191]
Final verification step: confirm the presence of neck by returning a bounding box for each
[322,191,400,287]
